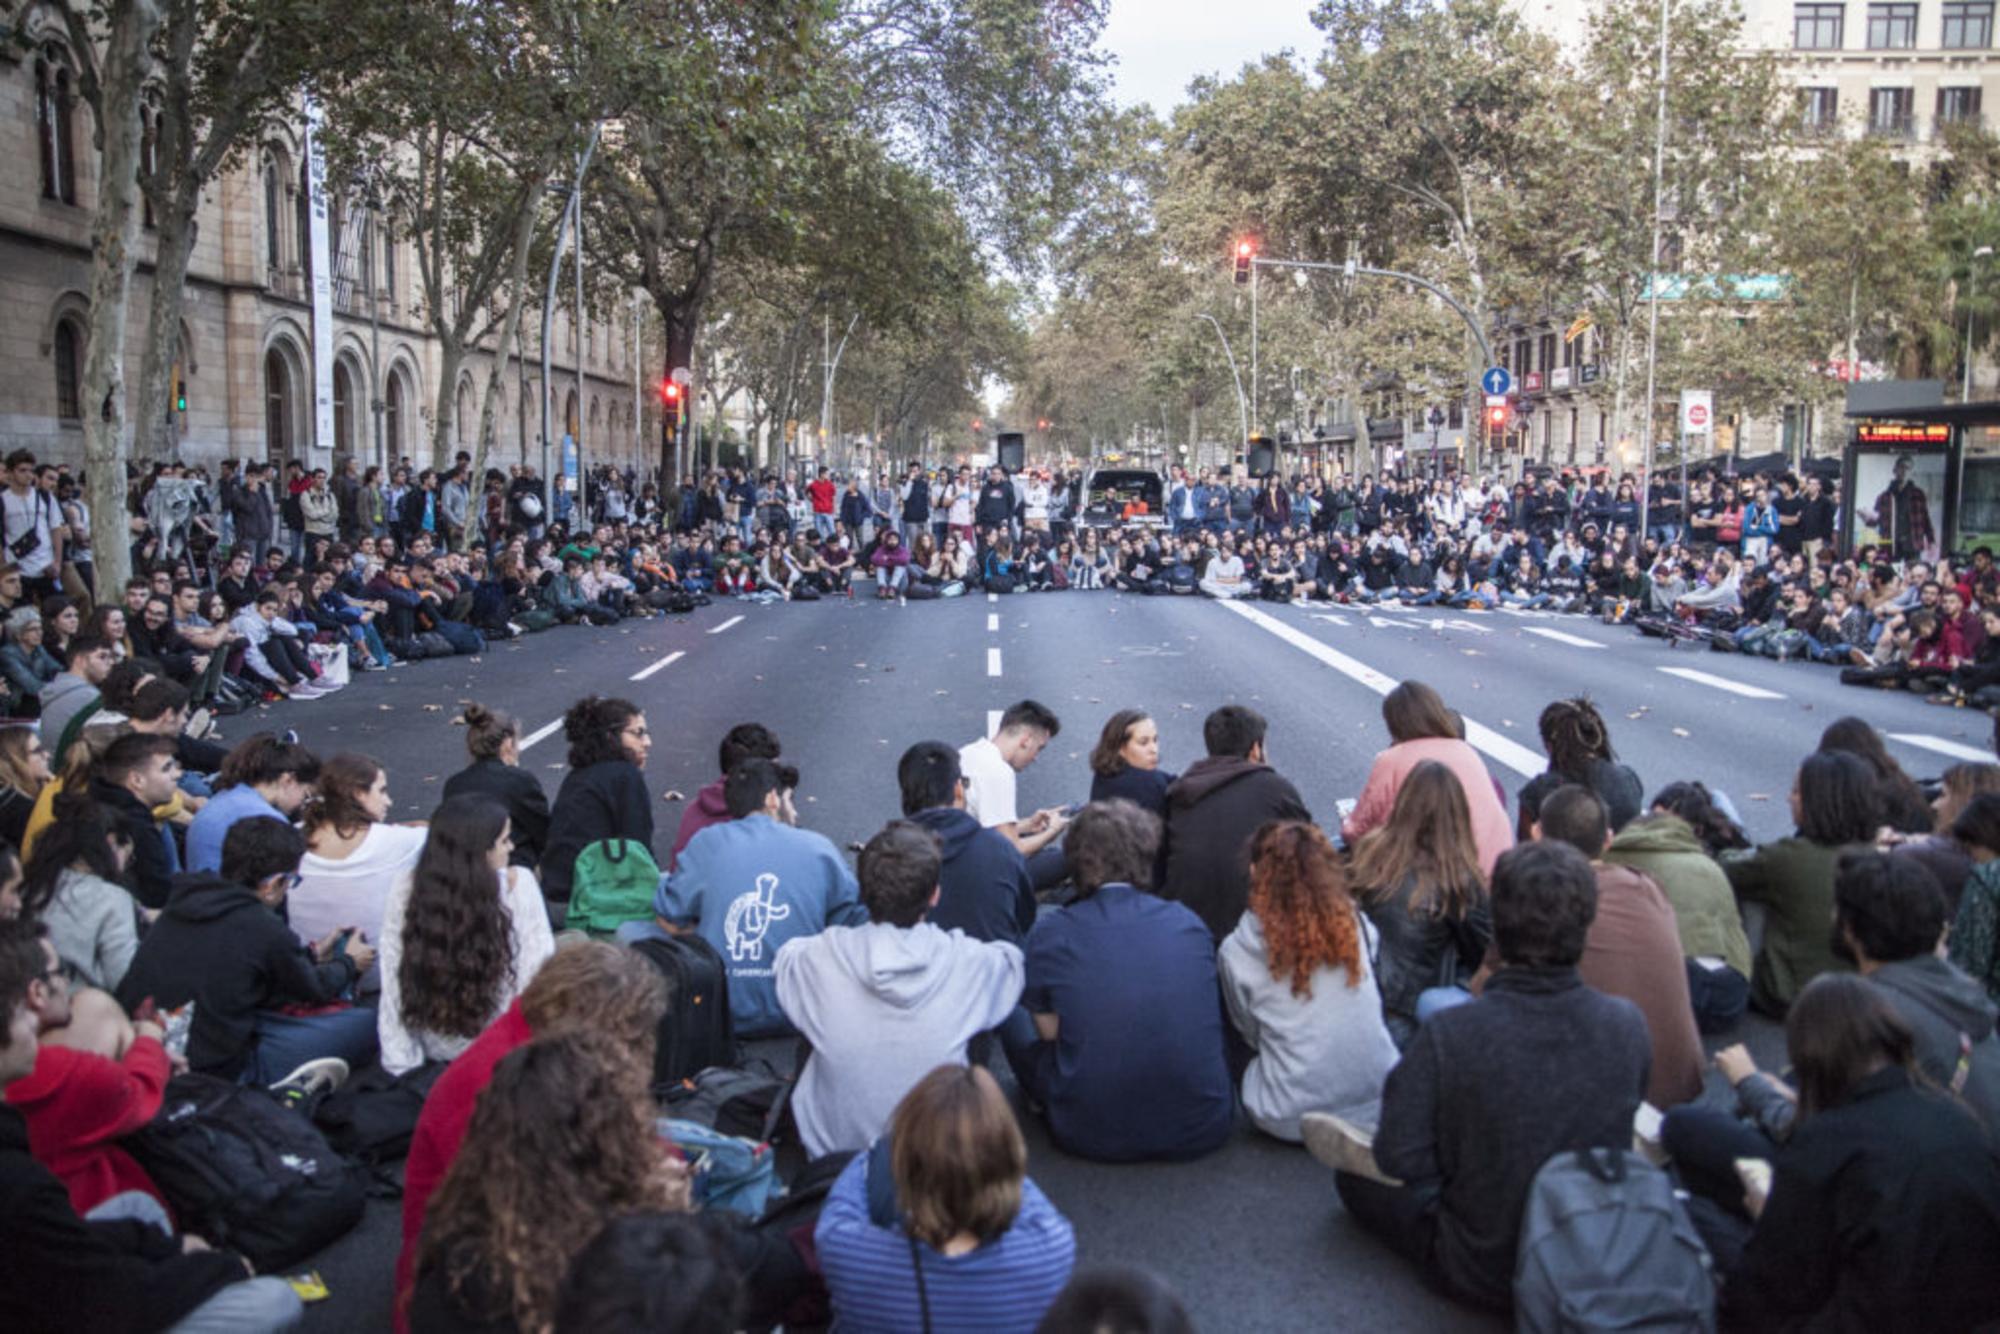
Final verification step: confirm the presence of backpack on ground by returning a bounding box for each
[310,1060,449,1166]
[662,1063,794,1143]
[657,1116,777,1218]
[566,838,661,936]
[1514,1146,1715,1334]
[513,607,558,633]
[629,932,736,1088]
[903,581,940,601]
[128,1072,368,1271]
[414,630,455,659]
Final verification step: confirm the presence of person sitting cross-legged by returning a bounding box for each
[1001,799,1234,1163]
[1303,840,1651,1314]
[776,820,1024,1157]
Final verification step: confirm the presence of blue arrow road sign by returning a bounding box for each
[1481,367,1512,396]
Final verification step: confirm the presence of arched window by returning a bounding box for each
[385,371,405,458]
[564,390,579,440]
[264,348,293,459]
[36,50,76,205]
[456,379,475,448]
[333,361,353,461]
[53,319,82,422]
[263,153,283,270]
[382,222,396,306]
[296,156,313,284]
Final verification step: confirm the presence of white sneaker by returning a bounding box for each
[287,682,327,700]
[1301,1112,1403,1186]
[268,1056,349,1098]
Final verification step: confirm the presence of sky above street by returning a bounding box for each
[1100,0,1324,114]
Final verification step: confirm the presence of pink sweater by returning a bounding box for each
[1341,737,1515,876]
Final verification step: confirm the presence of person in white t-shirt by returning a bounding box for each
[1,450,62,598]
[291,752,428,946]
[958,700,1069,867]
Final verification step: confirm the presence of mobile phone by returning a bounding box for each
[1058,802,1084,819]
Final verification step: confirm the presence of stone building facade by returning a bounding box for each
[0,22,654,478]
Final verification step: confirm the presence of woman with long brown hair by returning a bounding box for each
[1349,761,1492,1048]
[289,751,427,948]
[815,1064,1076,1332]
[1086,709,1176,817]
[1219,821,1398,1141]
[378,794,553,1075]
[0,725,52,851]
[1341,680,1514,875]
[407,1030,690,1333]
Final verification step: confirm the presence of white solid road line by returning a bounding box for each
[707,615,745,635]
[628,649,686,682]
[1218,601,1544,776]
[519,718,564,752]
[987,613,1000,632]
[1889,732,1996,763]
[987,709,1003,736]
[987,646,1003,677]
[1655,666,1785,700]
[1524,626,1607,649]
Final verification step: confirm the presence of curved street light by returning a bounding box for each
[1193,313,1251,451]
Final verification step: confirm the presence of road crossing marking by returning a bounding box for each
[1524,627,1607,649]
[1217,600,1543,776]
[1656,666,1784,700]
[987,592,998,603]
[1889,732,1995,763]
[628,649,686,682]
[519,718,563,751]
[707,615,744,635]
[987,613,1000,632]
[987,646,1002,677]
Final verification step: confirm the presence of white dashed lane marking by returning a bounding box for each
[707,615,744,635]
[1524,626,1607,649]
[987,647,1002,677]
[519,718,563,751]
[1889,733,1995,763]
[987,613,1000,632]
[628,649,686,682]
[1656,666,1785,700]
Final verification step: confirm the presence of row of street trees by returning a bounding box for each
[9,0,1107,590]
[1018,0,2000,468]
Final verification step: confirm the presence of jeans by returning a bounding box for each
[813,513,835,538]
[876,564,908,591]
[85,1193,304,1332]
[1686,959,1749,1035]
[1660,1104,1773,1214]
[244,1005,378,1086]
[348,622,392,667]
[1414,985,1474,1025]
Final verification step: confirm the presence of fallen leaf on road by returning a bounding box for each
[1502,719,1515,728]
[1672,727,1690,738]
[661,790,686,802]
[934,689,950,696]
[1462,649,1482,657]
[450,714,467,726]
[547,763,565,770]
[468,657,481,663]
[853,662,867,668]
[1748,793,1770,801]
[378,704,393,711]
[422,704,443,712]
[422,775,437,783]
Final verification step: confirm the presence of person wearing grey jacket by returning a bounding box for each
[774,821,1024,1159]
[1219,823,1399,1142]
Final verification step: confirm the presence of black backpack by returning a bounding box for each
[129,1072,368,1271]
[629,933,736,1091]
[310,1061,448,1166]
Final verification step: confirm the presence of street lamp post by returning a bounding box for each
[1967,245,1994,400]
[539,121,602,519]
[1638,0,1670,540]
[1194,313,1250,451]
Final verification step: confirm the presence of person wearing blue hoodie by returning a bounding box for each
[897,742,1035,946]
[775,821,1024,1157]
[653,758,865,1037]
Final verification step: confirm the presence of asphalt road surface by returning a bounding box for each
[263,587,1969,1331]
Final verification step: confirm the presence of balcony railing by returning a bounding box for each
[1935,113,1987,140]
[1868,113,1917,140]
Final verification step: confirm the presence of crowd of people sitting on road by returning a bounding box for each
[2,655,1999,1332]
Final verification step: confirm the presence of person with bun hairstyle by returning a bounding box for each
[441,704,549,869]
[290,752,427,948]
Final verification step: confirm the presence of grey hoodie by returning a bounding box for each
[775,921,1023,1157]
[37,671,99,753]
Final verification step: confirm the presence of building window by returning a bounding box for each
[264,349,292,458]
[1537,332,1557,378]
[1794,3,1845,47]
[456,380,475,447]
[296,156,313,284]
[1870,86,1916,137]
[263,155,283,269]
[53,319,82,422]
[1801,86,1840,135]
[1944,0,1995,45]
[1939,85,1984,134]
[1867,2,1917,47]
[35,51,77,204]
[386,374,404,456]
[140,106,158,229]
[333,362,353,461]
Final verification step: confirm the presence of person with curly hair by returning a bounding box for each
[1512,697,1643,841]
[1218,821,1399,1142]
[377,795,553,1076]
[290,752,427,949]
[406,1030,691,1334]
[537,696,653,915]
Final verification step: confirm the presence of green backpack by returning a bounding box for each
[567,838,662,936]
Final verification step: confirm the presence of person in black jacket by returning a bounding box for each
[1304,841,1651,1312]
[1086,710,1177,818]
[537,695,654,915]
[1716,973,2000,1332]
[440,704,549,870]
[398,468,440,548]
[1159,706,1310,941]
[975,467,1016,535]
[897,741,1035,947]
[0,918,305,1334]
[85,733,182,910]
[115,817,376,1083]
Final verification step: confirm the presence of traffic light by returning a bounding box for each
[1486,403,1509,436]
[172,364,187,415]
[1036,418,1050,431]
[1233,239,1254,285]
[660,379,682,432]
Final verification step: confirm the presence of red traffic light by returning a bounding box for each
[971,419,984,431]
[1486,405,1508,430]
[1233,239,1254,285]
[660,381,681,403]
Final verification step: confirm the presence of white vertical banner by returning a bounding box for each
[303,96,334,459]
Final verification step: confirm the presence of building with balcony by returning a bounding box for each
[0,20,655,478]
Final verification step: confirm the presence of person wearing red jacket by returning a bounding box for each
[807,468,838,540]
[393,943,667,1334]
[4,930,171,1215]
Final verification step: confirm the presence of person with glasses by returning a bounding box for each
[0,727,51,852]
[538,695,656,921]
[117,815,377,1086]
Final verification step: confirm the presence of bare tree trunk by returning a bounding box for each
[82,0,164,599]
[134,199,197,461]
[431,337,464,469]
[462,201,540,551]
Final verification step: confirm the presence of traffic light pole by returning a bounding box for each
[1193,314,1250,450]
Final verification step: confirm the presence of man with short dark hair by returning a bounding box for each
[39,634,116,766]
[1003,798,1234,1163]
[650,758,863,1036]
[117,816,375,1084]
[898,741,1035,946]
[1159,705,1310,940]
[89,733,183,910]
[1304,841,1650,1312]
[957,700,1067,860]
[775,820,1023,1157]
[1,449,63,601]
[670,723,781,869]
[1533,784,1704,1109]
